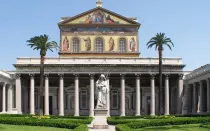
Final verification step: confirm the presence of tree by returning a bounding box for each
[147,33,174,115]
[27,34,59,115]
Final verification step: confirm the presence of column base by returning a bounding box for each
[59,113,64,116]
[164,113,169,115]
[135,114,140,116]
[150,113,155,116]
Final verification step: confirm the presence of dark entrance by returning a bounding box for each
[49,96,53,115]
[42,96,53,115]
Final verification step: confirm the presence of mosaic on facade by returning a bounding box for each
[83,37,92,51]
[62,36,70,51]
[68,10,130,24]
[61,35,138,52]
[109,37,115,51]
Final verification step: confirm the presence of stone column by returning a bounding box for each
[150,74,155,116]
[59,74,64,116]
[177,74,183,114]
[207,79,210,113]
[30,74,35,115]
[199,81,203,113]
[16,74,22,114]
[164,74,169,115]
[120,74,125,116]
[192,83,197,113]
[135,74,141,116]
[7,84,13,113]
[44,74,49,115]
[2,82,6,113]
[106,75,110,116]
[89,74,94,117]
[74,74,79,116]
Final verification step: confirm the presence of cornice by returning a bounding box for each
[13,64,185,68]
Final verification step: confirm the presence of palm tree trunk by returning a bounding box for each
[159,46,163,115]
[39,55,44,116]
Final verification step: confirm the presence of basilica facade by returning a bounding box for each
[0,1,186,116]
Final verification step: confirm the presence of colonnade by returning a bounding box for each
[9,73,183,116]
[0,82,13,113]
[188,78,210,114]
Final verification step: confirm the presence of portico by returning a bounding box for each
[184,64,210,114]
[0,57,183,116]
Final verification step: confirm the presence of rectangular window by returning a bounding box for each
[80,90,87,109]
[111,90,118,109]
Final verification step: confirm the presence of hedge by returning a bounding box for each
[115,117,210,131]
[0,114,90,119]
[0,114,93,124]
[0,117,89,130]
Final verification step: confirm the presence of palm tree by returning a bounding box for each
[27,34,59,115]
[147,33,174,115]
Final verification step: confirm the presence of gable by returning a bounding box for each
[59,7,140,26]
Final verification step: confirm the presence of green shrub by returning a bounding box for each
[0,114,93,124]
[115,124,132,131]
[0,117,91,130]
[127,117,210,129]
[73,124,88,131]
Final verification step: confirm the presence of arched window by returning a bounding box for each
[72,38,80,53]
[119,38,127,53]
[95,37,104,53]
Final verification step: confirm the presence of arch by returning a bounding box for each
[71,37,80,53]
[94,37,104,53]
[118,37,127,53]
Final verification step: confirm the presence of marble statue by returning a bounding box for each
[95,74,108,109]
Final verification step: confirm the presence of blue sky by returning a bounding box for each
[0,0,209,71]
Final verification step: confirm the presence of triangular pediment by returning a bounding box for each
[58,7,140,26]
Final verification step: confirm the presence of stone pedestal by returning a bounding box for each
[93,109,108,129]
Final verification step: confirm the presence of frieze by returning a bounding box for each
[15,66,184,74]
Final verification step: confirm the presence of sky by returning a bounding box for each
[0,0,210,71]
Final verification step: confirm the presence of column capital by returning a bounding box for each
[74,74,79,79]
[206,78,210,83]
[179,74,184,80]
[44,74,49,79]
[150,74,155,79]
[193,83,197,87]
[120,74,125,79]
[16,74,21,79]
[165,74,170,78]
[135,74,141,78]
[29,74,35,78]
[89,74,95,79]
[199,80,203,85]
[58,74,64,79]
[2,82,7,87]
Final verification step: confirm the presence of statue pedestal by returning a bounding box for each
[93,109,109,129]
